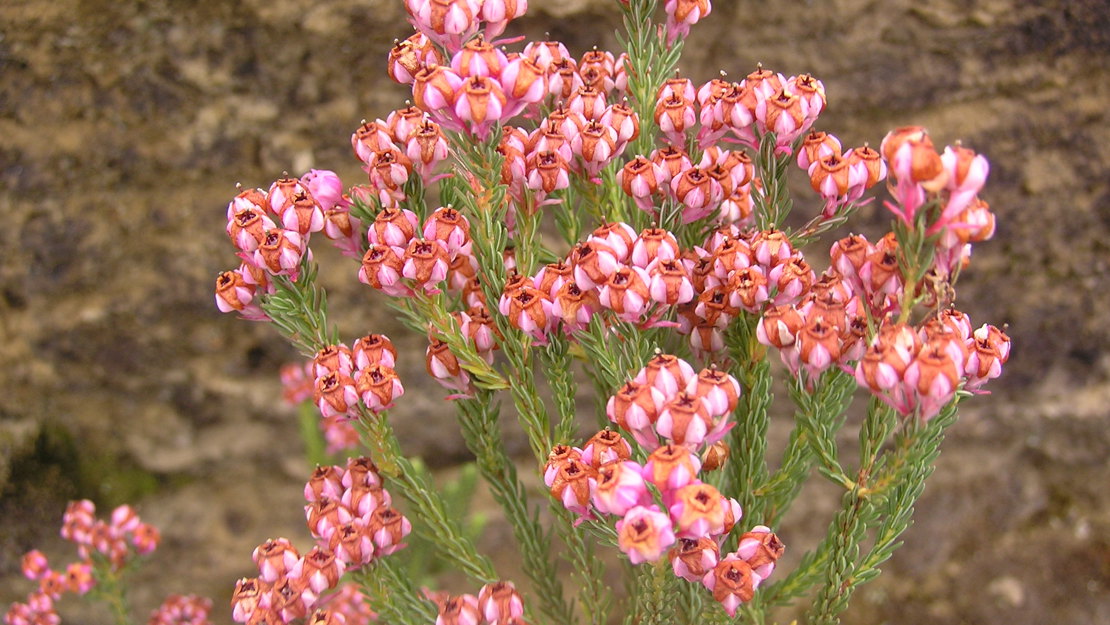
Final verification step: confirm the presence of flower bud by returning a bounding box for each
[352,120,396,163]
[477,582,524,624]
[314,372,359,419]
[736,526,785,578]
[616,505,676,564]
[598,266,652,323]
[387,33,443,85]
[255,229,308,278]
[580,429,632,468]
[359,244,407,296]
[551,280,600,333]
[402,238,451,292]
[656,391,712,449]
[703,556,755,617]
[549,458,596,518]
[227,207,277,253]
[647,258,695,306]
[356,364,405,412]
[367,507,412,556]
[21,550,49,581]
[436,594,481,625]
[351,334,397,370]
[592,460,651,516]
[669,482,730,538]
[642,444,701,492]
[670,536,720,582]
[426,338,472,395]
[313,344,355,378]
[253,538,300,584]
[305,465,344,503]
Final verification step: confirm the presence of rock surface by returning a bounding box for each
[1,1,1108,623]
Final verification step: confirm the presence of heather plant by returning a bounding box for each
[5,500,215,625]
[12,1,1011,625]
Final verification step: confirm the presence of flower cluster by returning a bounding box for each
[499,222,696,343]
[546,354,782,616]
[59,500,161,569]
[854,315,1011,420]
[147,595,213,625]
[618,144,754,225]
[359,206,474,298]
[351,109,449,215]
[498,96,639,216]
[430,581,527,625]
[233,458,409,624]
[310,336,404,420]
[216,170,349,319]
[425,306,501,396]
[6,501,174,625]
[753,230,1011,418]
[797,130,887,216]
[313,583,377,625]
[282,360,361,454]
[880,127,995,276]
[606,354,740,450]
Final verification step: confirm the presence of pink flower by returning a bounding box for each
[591,460,651,516]
[301,169,344,212]
[20,550,49,581]
[436,594,481,625]
[703,555,755,617]
[477,581,524,624]
[664,0,711,44]
[253,538,300,584]
[670,537,720,583]
[616,505,676,564]
[148,594,213,625]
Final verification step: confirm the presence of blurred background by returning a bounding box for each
[1,0,1108,623]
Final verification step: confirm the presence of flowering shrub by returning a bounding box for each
[5,501,209,625]
[204,0,1014,624]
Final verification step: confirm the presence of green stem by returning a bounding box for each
[358,558,439,625]
[634,559,677,625]
[456,393,573,625]
[555,510,611,625]
[544,335,581,444]
[297,400,329,467]
[788,373,855,490]
[407,290,509,390]
[761,370,859,527]
[722,316,771,528]
[806,487,872,625]
[358,410,497,584]
[89,560,133,625]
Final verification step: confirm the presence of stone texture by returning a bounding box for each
[1,1,1107,623]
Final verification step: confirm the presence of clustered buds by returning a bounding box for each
[879,127,995,274]
[360,206,474,298]
[606,354,739,451]
[6,501,170,625]
[796,131,887,216]
[310,335,404,424]
[498,222,703,345]
[431,581,526,625]
[234,459,410,624]
[854,316,1010,420]
[217,170,353,320]
[312,583,377,625]
[147,595,213,625]
[548,373,781,617]
[404,0,528,52]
